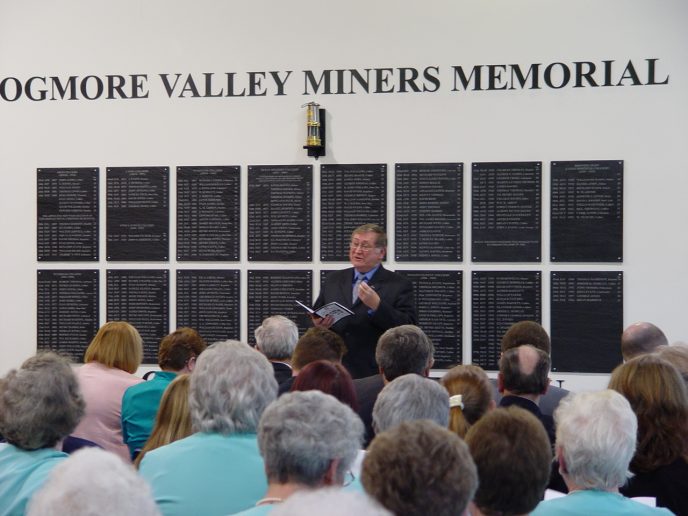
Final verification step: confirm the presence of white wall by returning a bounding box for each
[1,0,687,392]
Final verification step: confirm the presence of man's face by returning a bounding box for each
[349,231,385,273]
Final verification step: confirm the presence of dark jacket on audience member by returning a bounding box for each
[353,374,385,446]
[620,458,688,516]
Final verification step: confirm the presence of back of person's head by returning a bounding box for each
[291,327,347,372]
[609,354,688,471]
[157,327,206,371]
[0,352,84,450]
[84,321,143,373]
[555,390,637,490]
[465,406,552,515]
[440,364,492,438]
[501,320,551,355]
[254,315,299,361]
[655,343,688,385]
[372,374,449,434]
[134,374,192,468]
[190,340,277,434]
[362,420,478,516]
[258,390,364,487]
[271,488,390,516]
[27,448,159,516]
[290,360,358,412]
[499,345,550,396]
[375,325,434,381]
[621,321,668,361]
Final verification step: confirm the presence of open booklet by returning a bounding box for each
[295,300,354,324]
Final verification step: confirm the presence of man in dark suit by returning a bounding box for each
[498,345,554,445]
[491,320,569,417]
[312,224,417,379]
[354,324,434,445]
[254,315,299,386]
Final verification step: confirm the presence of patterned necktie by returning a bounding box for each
[352,275,365,303]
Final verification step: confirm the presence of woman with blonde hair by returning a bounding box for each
[71,321,143,461]
[609,354,688,515]
[134,374,191,468]
[441,364,494,438]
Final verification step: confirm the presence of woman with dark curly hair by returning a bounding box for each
[609,354,688,515]
[0,352,85,514]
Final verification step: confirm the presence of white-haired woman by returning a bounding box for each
[0,352,85,514]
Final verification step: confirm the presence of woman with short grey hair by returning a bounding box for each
[240,390,364,513]
[372,374,450,434]
[0,352,85,514]
[139,340,278,516]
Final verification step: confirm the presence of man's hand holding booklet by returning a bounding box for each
[295,300,354,325]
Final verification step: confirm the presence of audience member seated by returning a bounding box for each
[531,390,672,515]
[71,321,144,461]
[271,489,390,516]
[237,390,364,514]
[290,360,359,411]
[134,374,191,468]
[361,420,478,516]
[139,340,277,516]
[609,355,688,515]
[498,345,554,444]
[441,364,494,438]
[655,343,688,384]
[354,325,434,445]
[494,321,569,416]
[465,406,552,516]
[0,352,85,515]
[27,447,159,516]
[255,315,300,385]
[278,327,347,395]
[621,321,668,361]
[372,373,449,434]
[122,327,206,459]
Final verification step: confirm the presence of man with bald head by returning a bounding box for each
[621,322,668,361]
[498,345,554,444]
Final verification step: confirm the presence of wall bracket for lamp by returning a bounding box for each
[302,102,326,159]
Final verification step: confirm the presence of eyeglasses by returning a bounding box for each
[349,240,378,252]
[343,470,356,487]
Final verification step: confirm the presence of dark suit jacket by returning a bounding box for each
[314,265,417,379]
[271,361,293,386]
[499,395,555,445]
[491,378,570,417]
[499,395,567,493]
[353,374,385,446]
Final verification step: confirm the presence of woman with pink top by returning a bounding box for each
[72,321,143,461]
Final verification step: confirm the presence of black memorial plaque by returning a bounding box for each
[472,162,541,262]
[395,163,462,262]
[471,271,542,370]
[247,270,313,343]
[177,270,240,343]
[37,168,99,261]
[107,269,169,363]
[551,160,623,262]
[551,271,623,373]
[320,164,386,262]
[37,270,99,362]
[248,165,312,261]
[399,270,462,368]
[107,167,169,261]
[177,166,240,261]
